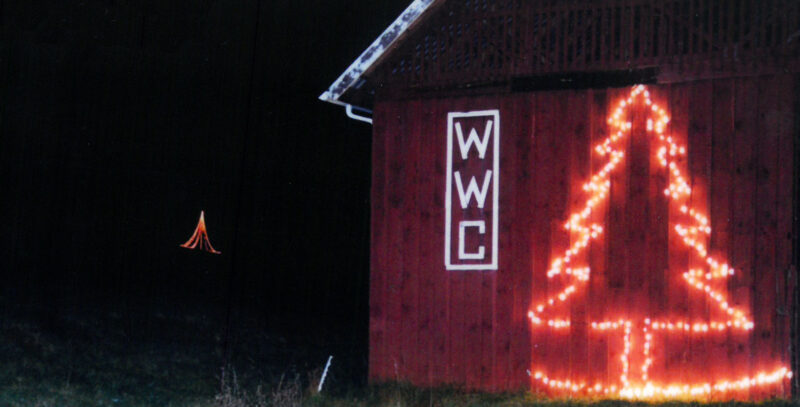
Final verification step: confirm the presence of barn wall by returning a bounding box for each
[369,75,796,398]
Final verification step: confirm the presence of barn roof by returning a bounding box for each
[318,0,440,111]
[322,0,800,116]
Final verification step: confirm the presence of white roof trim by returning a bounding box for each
[318,0,437,105]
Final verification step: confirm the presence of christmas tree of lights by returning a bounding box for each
[526,85,791,399]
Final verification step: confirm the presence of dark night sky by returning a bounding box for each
[0,0,409,339]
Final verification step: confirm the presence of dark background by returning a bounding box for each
[0,0,408,385]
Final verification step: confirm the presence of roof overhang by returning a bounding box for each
[318,0,438,110]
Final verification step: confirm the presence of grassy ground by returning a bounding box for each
[1,305,226,406]
[1,297,798,406]
[0,294,360,406]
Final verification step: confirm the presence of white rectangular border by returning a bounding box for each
[444,109,500,271]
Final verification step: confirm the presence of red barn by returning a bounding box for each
[320,0,800,400]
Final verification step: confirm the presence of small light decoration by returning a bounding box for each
[180,210,221,254]
[527,85,791,398]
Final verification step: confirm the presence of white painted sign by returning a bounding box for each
[444,110,499,270]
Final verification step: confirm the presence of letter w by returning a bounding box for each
[455,120,493,159]
[454,170,493,209]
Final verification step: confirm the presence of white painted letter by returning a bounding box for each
[458,220,485,260]
[455,120,493,159]
[454,170,493,209]
[445,109,499,271]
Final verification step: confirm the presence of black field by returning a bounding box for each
[0,1,407,405]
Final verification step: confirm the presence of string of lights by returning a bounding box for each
[526,85,791,398]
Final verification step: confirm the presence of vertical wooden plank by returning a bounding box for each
[644,85,670,385]
[567,89,590,387]
[682,0,689,55]
[447,156,466,386]
[707,0,713,56]
[610,3,617,65]
[369,101,389,382]
[626,0,633,62]
[726,0,736,58]
[644,2,653,61]
[448,98,467,387]
[792,74,800,399]
[688,0,695,55]
[615,1,623,63]
[543,9,552,73]
[480,266,495,390]
[710,78,734,392]
[601,5,608,66]
[728,0,737,53]
[392,100,411,382]
[491,92,510,391]
[773,74,795,398]
[666,0,674,57]
[494,94,518,390]
[549,90,572,387]
[658,0,667,61]
[570,9,577,70]
[400,99,421,385]
[509,94,534,390]
[530,9,539,73]
[590,6,598,64]
[774,0,784,51]
[464,267,483,389]
[700,0,707,55]
[577,9,584,69]
[384,100,407,383]
[752,75,780,400]
[757,0,766,52]
[616,2,624,63]
[731,77,758,400]
[738,0,746,53]
[480,94,497,391]
[530,90,556,395]
[430,101,450,386]
[521,6,535,75]
[606,86,630,386]
[687,80,713,386]
[559,5,567,71]
[666,83,691,386]
[459,98,493,391]
[510,95,541,390]
[587,88,609,389]
[416,99,435,387]
[627,83,650,383]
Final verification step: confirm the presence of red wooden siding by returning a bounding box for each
[369,76,796,399]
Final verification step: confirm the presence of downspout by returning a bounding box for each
[346,104,373,125]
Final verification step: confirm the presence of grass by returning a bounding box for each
[1,296,798,406]
[0,306,218,406]
[0,294,355,406]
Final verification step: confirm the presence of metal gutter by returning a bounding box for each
[345,104,373,125]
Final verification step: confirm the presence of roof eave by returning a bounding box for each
[318,0,438,107]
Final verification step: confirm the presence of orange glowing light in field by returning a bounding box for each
[526,85,791,398]
[180,210,221,254]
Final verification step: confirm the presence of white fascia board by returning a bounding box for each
[318,0,436,105]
